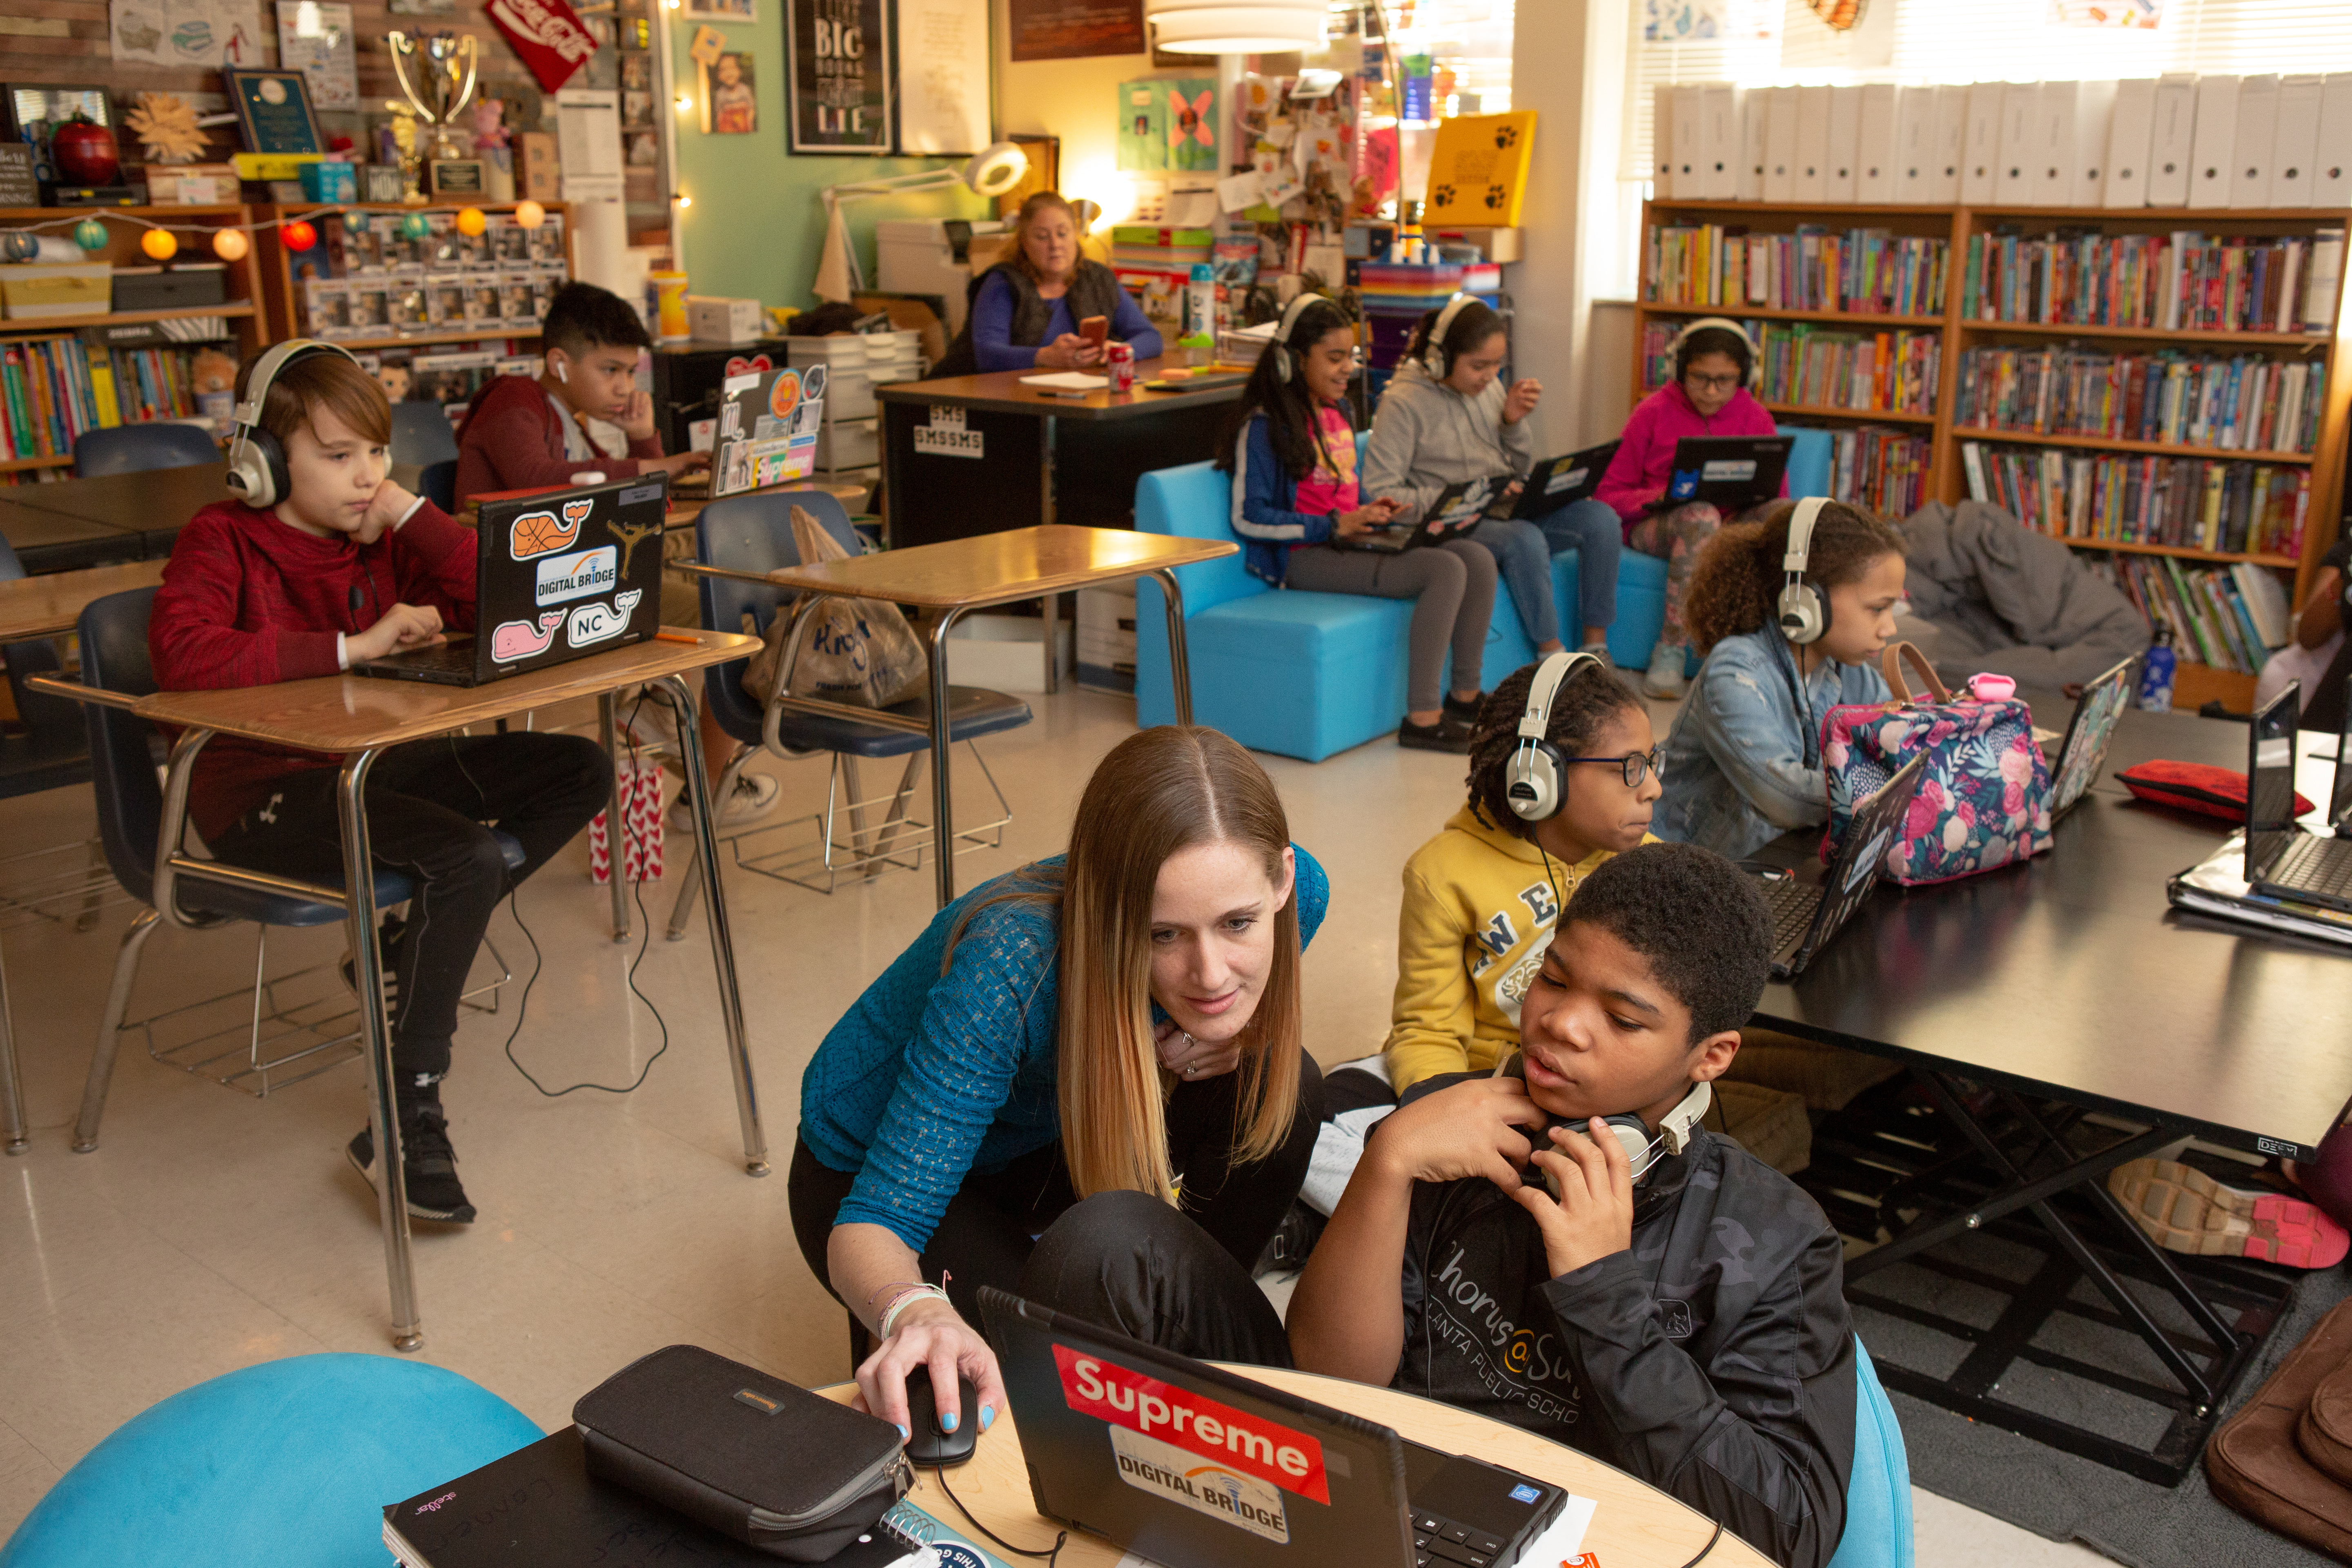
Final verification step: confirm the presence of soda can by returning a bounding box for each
[1107,340,1136,394]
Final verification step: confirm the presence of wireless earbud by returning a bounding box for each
[552,354,570,385]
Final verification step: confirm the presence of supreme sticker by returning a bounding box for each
[1109,1425,1289,1544]
[533,545,619,606]
[1053,1345,1329,1504]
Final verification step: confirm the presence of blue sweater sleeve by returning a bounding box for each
[1109,287,1163,361]
[971,273,1042,373]
[1231,417,1336,548]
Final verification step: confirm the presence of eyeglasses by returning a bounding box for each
[1567,748,1665,788]
[1683,371,1742,392]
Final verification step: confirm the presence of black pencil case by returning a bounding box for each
[573,1343,911,1561]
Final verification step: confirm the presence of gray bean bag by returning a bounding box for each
[1895,500,2149,689]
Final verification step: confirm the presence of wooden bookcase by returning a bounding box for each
[1633,196,2352,709]
[0,205,268,480]
[254,201,577,353]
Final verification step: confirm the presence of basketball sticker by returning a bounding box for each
[566,588,643,648]
[510,498,595,560]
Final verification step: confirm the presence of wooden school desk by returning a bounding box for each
[1,461,226,565]
[120,629,768,1352]
[0,560,167,641]
[1753,699,2352,1481]
[818,1366,1767,1568]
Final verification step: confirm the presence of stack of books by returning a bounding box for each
[1955,345,2324,453]
[1640,319,1940,415]
[2087,553,2288,675]
[1960,439,2311,558]
[1645,225,1948,316]
[1110,225,1213,339]
[1820,426,1933,517]
[2170,832,2352,949]
[1960,228,2343,334]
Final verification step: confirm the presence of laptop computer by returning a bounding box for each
[711,361,827,499]
[1748,752,1927,980]
[1484,441,1620,523]
[352,474,668,687]
[1347,477,1500,554]
[1650,435,1793,514]
[2045,656,2136,820]
[2245,682,2352,911]
[979,1288,1569,1568]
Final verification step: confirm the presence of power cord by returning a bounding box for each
[923,1463,1066,1566]
[1673,1520,1724,1568]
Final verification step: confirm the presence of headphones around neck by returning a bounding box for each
[225,339,364,510]
[1506,649,1605,822]
[1420,292,1477,380]
[1270,291,1328,385]
[1667,315,1761,390]
[1495,1052,1714,1187]
[1777,496,1831,647]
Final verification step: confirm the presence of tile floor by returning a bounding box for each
[0,684,2112,1565]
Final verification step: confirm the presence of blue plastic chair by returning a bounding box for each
[664,489,1033,933]
[1826,1337,1914,1568]
[389,401,460,468]
[415,458,457,513]
[71,421,220,479]
[0,1353,540,1568]
[65,588,520,1152]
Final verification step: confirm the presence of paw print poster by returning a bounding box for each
[1422,111,1537,227]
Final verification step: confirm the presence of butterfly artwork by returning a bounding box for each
[1805,0,1866,30]
[1167,82,1218,172]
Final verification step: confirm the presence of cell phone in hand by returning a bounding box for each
[1079,315,1109,348]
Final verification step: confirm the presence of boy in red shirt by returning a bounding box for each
[153,343,611,1224]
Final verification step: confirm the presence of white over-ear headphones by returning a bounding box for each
[1666,315,1760,389]
[225,338,364,510]
[1420,292,1477,380]
[1506,649,1606,822]
[1494,1053,1714,1186]
[1777,496,1831,647]
[1270,291,1327,385]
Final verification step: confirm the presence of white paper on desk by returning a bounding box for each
[1018,372,1109,390]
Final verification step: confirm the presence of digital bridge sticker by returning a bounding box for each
[1052,1345,1330,1505]
[533,545,619,607]
[1108,1424,1290,1544]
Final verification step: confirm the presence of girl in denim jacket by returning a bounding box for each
[1655,500,1908,860]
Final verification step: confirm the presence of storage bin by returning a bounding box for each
[112,265,228,311]
[946,614,1071,694]
[4,263,111,318]
[822,368,875,422]
[813,418,878,470]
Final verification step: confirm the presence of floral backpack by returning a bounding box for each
[1821,643,2054,886]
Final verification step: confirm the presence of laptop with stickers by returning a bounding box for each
[352,474,667,687]
[711,361,828,499]
[979,1287,1569,1568]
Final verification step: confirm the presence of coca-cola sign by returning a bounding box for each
[488,0,598,92]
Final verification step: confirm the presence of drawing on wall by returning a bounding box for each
[702,50,757,133]
[2047,0,2161,26]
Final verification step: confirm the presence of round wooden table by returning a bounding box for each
[822,1366,1769,1568]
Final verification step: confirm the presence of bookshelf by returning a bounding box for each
[1635,196,2352,708]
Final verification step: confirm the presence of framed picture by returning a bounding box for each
[223,68,323,155]
[701,51,757,134]
[786,0,891,154]
[685,0,756,17]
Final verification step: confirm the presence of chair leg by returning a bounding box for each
[74,908,160,1154]
[0,936,24,1156]
[75,838,104,933]
[864,755,924,884]
[666,745,751,943]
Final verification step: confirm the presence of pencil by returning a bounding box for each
[653,630,700,645]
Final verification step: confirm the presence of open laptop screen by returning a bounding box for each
[2246,684,2305,883]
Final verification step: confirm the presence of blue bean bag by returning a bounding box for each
[2,1353,541,1568]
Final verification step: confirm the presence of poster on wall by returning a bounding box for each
[275,1,359,109]
[702,50,757,133]
[111,0,263,67]
[897,0,989,155]
[786,0,892,154]
[1008,0,1142,62]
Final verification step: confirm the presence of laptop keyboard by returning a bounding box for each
[2273,833,2352,900]
[1412,1508,1512,1568]
[1758,871,1824,954]
[371,639,476,673]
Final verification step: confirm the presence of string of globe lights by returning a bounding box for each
[0,200,555,264]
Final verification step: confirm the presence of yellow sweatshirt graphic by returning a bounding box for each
[1383,805,1656,1094]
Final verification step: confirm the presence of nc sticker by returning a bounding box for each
[567,588,642,648]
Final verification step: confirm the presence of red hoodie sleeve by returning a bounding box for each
[1597,395,1666,522]
[151,508,343,690]
[389,502,481,633]
[454,378,648,501]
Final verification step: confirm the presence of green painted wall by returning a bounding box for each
[665,12,991,310]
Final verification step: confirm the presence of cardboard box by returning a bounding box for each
[687,295,763,344]
[149,163,240,206]
[1,264,112,318]
[518,133,561,203]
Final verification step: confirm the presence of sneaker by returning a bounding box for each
[669,770,782,829]
[339,912,405,1009]
[2107,1157,2350,1269]
[1578,641,1615,668]
[1398,715,1474,754]
[1441,691,1485,725]
[1253,1200,1328,1276]
[347,1101,476,1224]
[1641,641,1690,701]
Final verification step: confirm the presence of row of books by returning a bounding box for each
[1817,426,1933,518]
[1639,321,1940,416]
[1959,228,2344,334]
[2088,553,2286,676]
[1644,225,1949,316]
[0,337,222,462]
[1960,439,2310,560]
[1953,347,2323,455]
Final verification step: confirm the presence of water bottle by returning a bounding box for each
[2136,625,2176,711]
[1185,263,1216,340]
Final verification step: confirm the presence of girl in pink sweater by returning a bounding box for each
[1595,321,1783,698]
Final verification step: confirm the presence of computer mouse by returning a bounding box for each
[901,1366,980,1468]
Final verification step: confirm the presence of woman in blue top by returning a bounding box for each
[1655,499,1909,860]
[789,726,1325,1441]
[933,192,1163,377]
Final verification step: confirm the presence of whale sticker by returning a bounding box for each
[566,588,643,648]
[511,498,597,560]
[491,612,564,663]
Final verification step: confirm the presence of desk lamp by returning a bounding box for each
[813,141,1031,301]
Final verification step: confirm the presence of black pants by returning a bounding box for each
[790,1049,1323,1334]
[207,732,611,1084]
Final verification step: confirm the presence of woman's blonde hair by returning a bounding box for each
[1009,191,1082,286]
[1684,498,1907,655]
[947,726,1304,1205]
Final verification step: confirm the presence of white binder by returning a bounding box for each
[2070,79,2119,207]
[1996,83,2041,206]
[1653,82,1677,195]
[2228,74,2279,209]
[2187,75,2239,210]
[1825,85,1863,204]
[2105,77,2157,209]
[1672,83,1707,198]
[1764,84,1800,203]
[1737,86,1769,203]
[1858,85,1902,203]
[2148,73,2198,207]
[1933,84,1969,205]
[2271,75,2325,209]
[1700,83,1742,200]
[2317,75,2352,212]
[2032,81,2077,207]
[1794,85,1832,204]
[1895,85,1938,204]
[1962,82,2004,206]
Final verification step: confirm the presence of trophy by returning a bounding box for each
[385,31,480,202]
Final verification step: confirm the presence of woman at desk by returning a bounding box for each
[935,192,1163,375]
[788,726,1325,1440]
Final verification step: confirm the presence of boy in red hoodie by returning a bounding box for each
[153,344,611,1224]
